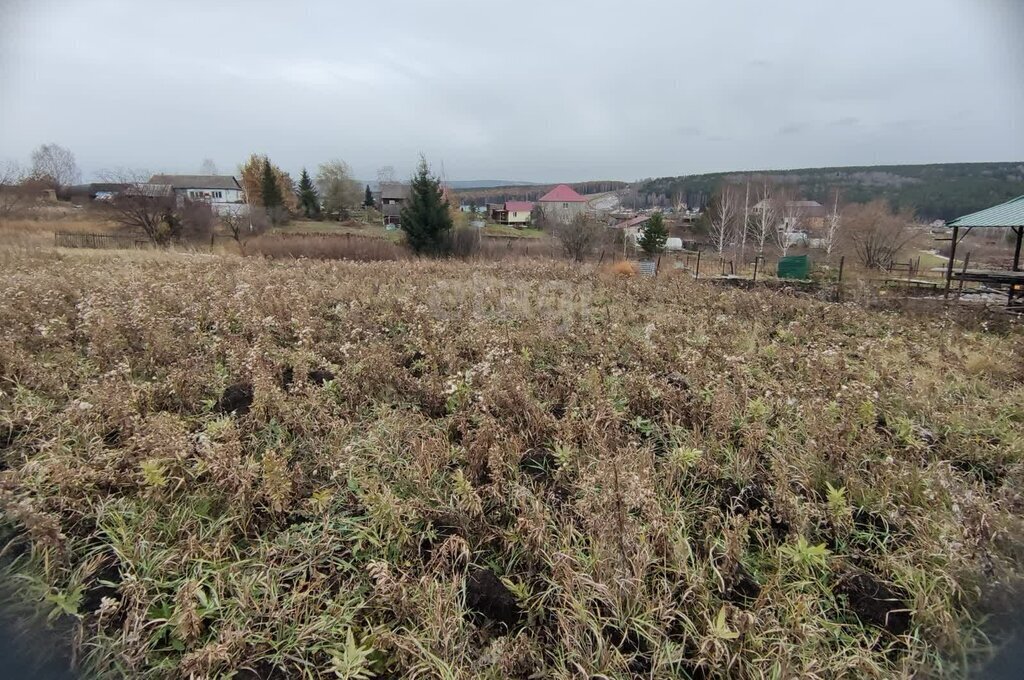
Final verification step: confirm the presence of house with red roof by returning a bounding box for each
[537,184,588,223]
[489,200,534,226]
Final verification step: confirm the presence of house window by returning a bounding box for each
[562,202,568,208]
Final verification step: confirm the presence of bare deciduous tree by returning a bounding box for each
[844,200,918,269]
[199,158,219,175]
[30,143,80,190]
[774,189,805,256]
[0,161,35,220]
[749,176,779,256]
[376,166,396,186]
[739,180,750,260]
[708,183,739,255]
[220,208,267,255]
[555,213,604,262]
[824,188,842,257]
[99,169,212,246]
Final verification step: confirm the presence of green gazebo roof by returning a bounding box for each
[946,195,1024,228]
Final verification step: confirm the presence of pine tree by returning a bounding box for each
[400,156,453,256]
[260,157,283,209]
[298,168,319,218]
[638,211,668,256]
[364,184,373,207]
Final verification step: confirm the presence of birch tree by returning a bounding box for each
[774,191,805,256]
[824,188,842,256]
[749,177,778,256]
[708,183,738,255]
[739,180,750,260]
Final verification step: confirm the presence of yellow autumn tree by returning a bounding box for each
[239,153,298,212]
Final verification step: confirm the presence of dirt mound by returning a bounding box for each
[838,570,912,636]
[465,568,522,632]
[217,382,254,415]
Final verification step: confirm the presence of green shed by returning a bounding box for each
[777,255,810,280]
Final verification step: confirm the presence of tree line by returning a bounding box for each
[638,162,1024,221]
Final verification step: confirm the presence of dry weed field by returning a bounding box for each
[1,250,1023,678]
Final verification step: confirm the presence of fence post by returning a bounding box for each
[752,256,760,283]
[836,256,845,302]
[695,250,701,280]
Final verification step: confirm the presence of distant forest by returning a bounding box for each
[638,162,1024,221]
[452,180,627,206]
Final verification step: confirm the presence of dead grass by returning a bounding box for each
[607,260,637,277]
[245,232,411,261]
[1,249,1023,678]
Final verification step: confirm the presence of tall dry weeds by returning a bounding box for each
[0,249,1022,677]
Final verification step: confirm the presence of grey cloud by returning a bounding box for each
[0,0,1021,183]
[831,117,860,127]
[778,123,808,136]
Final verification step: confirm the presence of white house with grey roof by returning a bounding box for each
[147,174,247,215]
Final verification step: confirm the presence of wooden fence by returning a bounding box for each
[54,232,150,250]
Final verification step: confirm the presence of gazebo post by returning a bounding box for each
[1013,226,1022,272]
[943,224,959,299]
[1009,226,1023,306]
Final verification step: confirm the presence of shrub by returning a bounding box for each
[553,213,604,262]
[447,227,479,259]
[608,260,636,276]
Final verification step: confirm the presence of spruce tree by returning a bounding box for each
[298,168,319,218]
[260,157,283,209]
[400,156,453,256]
[364,184,373,207]
[638,211,668,256]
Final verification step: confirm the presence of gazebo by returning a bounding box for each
[943,195,1024,305]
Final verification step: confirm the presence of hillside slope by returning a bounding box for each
[640,162,1024,221]
[452,181,627,206]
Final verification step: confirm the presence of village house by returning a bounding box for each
[611,214,652,241]
[489,201,534,226]
[378,182,409,226]
[147,174,246,215]
[537,184,588,222]
[752,198,827,229]
[785,200,827,229]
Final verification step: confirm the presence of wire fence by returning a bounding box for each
[54,231,150,250]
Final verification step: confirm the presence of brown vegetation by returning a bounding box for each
[245,232,410,260]
[843,200,920,270]
[1,250,1022,678]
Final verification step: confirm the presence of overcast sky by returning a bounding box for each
[1,0,1022,183]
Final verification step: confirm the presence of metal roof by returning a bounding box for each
[148,175,242,190]
[947,195,1024,228]
[379,182,409,201]
[538,184,587,202]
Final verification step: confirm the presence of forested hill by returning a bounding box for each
[639,162,1024,221]
[452,180,627,206]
